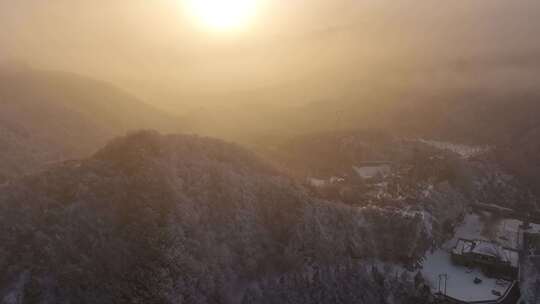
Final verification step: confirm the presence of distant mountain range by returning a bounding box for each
[0,66,182,182]
[1,64,538,198]
[177,84,540,203]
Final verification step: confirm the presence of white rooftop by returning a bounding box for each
[471,240,501,257]
[352,165,390,179]
[445,212,538,251]
[454,239,519,268]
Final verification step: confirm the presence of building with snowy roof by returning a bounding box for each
[451,239,519,279]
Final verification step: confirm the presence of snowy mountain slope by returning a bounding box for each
[0,131,435,303]
[0,131,306,303]
[1,129,535,303]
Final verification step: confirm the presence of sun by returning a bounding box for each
[186,0,259,32]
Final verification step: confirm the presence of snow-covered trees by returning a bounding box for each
[0,131,435,303]
[0,131,300,303]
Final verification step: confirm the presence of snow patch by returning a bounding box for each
[419,139,490,159]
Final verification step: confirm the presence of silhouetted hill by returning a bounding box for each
[0,67,182,182]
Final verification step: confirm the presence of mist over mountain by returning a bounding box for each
[1,0,540,303]
[0,66,182,183]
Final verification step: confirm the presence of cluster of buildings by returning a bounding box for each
[425,212,540,304]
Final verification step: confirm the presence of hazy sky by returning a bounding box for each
[1,0,540,111]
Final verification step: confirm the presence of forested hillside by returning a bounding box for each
[0,131,435,304]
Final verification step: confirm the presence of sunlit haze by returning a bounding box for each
[1,0,540,141]
[1,1,540,303]
[185,0,260,31]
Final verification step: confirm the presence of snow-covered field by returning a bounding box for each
[422,249,511,302]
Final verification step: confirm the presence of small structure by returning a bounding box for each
[451,239,519,280]
[523,231,540,257]
[352,161,392,180]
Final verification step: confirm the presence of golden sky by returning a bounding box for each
[1,0,540,111]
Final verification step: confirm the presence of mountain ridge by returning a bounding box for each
[0,67,183,183]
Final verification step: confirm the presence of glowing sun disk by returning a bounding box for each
[186,0,259,31]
